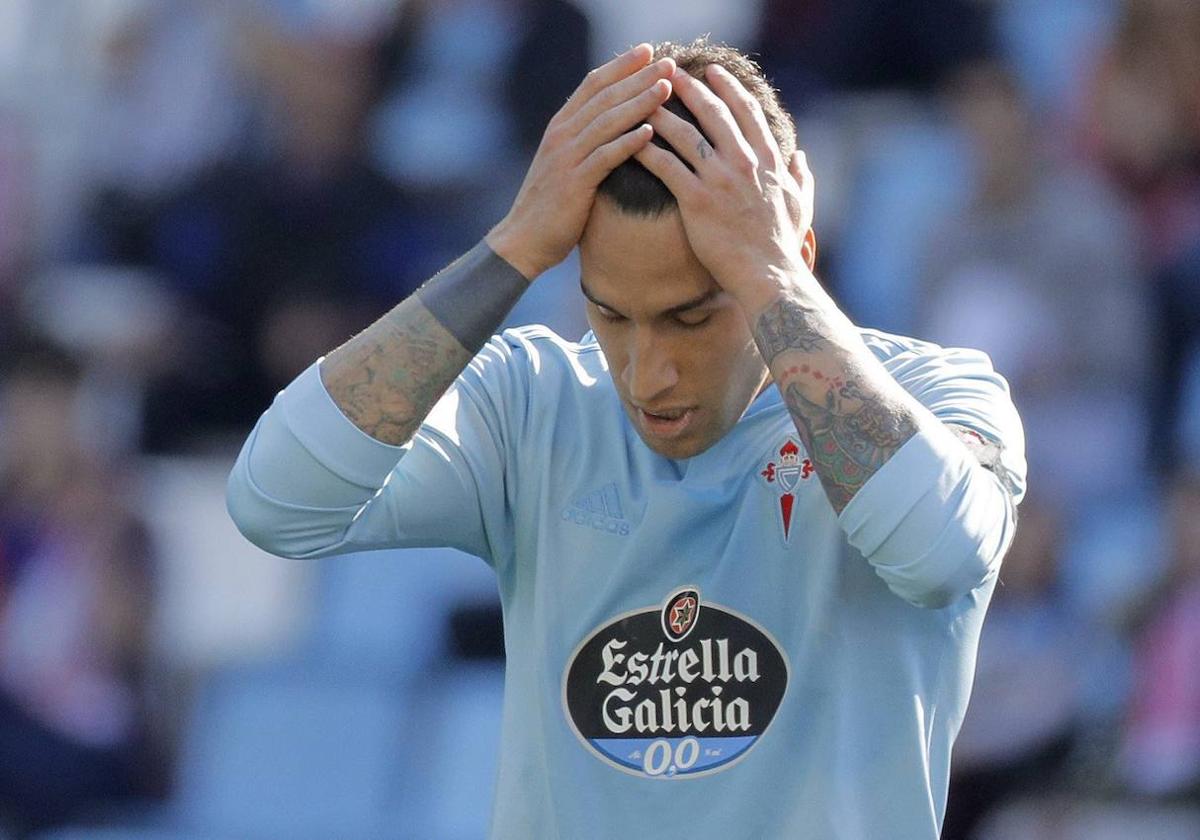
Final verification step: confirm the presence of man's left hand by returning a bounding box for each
[634,65,815,317]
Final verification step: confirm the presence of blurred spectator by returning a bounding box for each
[371,0,595,340]
[942,497,1086,839]
[503,0,593,156]
[754,0,994,108]
[575,0,760,68]
[753,1,995,335]
[1081,0,1200,267]
[86,4,429,452]
[0,0,247,261]
[372,0,590,222]
[1078,0,1200,472]
[1117,471,1200,798]
[83,0,249,205]
[0,337,162,835]
[993,0,1119,125]
[919,61,1149,506]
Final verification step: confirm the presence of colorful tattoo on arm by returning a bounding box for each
[320,240,528,446]
[321,301,472,446]
[754,294,918,513]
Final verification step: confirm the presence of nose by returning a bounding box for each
[621,327,679,406]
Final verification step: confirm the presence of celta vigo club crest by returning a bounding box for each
[760,438,813,541]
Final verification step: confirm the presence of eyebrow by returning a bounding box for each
[579,280,722,319]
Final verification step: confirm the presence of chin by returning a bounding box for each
[638,431,715,461]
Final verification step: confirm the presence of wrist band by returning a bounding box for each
[415,239,530,353]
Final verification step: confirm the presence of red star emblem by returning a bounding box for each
[669,596,696,635]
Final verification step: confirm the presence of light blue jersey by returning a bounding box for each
[228,325,1025,839]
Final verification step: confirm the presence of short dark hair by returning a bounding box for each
[597,38,797,217]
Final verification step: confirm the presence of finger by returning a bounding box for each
[704,64,781,168]
[559,43,653,124]
[789,150,815,226]
[563,56,676,138]
[571,77,672,159]
[668,67,749,158]
[634,142,698,200]
[646,107,713,171]
[579,123,655,183]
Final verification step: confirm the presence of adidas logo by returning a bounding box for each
[561,482,631,536]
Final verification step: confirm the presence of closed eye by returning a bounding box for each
[674,311,712,328]
[593,304,627,322]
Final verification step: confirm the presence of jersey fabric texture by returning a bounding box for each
[227,325,1026,840]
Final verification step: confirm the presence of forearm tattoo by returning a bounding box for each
[321,302,472,445]
[754,295,918,513]
[320,241,527,446]
[755,297,832,355]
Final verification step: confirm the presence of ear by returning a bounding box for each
[800,227,817,271]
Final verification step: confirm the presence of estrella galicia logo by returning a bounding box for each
[563,587,789,780]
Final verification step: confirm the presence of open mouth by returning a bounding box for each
[636,407,695,438]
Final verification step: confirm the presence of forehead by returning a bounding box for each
[579,199,718,312]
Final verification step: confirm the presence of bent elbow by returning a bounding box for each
[873,496,1013,609]
[226,469,296,558]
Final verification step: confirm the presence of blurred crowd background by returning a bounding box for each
[0,0,1198,838]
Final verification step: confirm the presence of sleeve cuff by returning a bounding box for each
[277,358,410,489]
[837,422,974,558]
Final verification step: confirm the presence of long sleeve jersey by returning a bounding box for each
[227,325,1025,839]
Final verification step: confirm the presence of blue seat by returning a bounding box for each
[308,547,500,680]
[412,663,506,840]
[171,662,410,840]
[35,662,415,840]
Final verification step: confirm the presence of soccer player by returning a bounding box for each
[227,39,1024,839]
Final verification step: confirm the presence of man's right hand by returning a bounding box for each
[485,44,675,280]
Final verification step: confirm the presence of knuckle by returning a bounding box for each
[543,121,570,148]
[734,151,759,176]
[593,140,618,163]
[598,85,625,112]
[710,169,735,192]
[702,99,727,120]
[586,108,621,139]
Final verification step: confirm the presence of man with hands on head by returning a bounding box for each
[228,39,1024,840]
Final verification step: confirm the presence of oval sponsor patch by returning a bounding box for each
[563,586,789,779]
